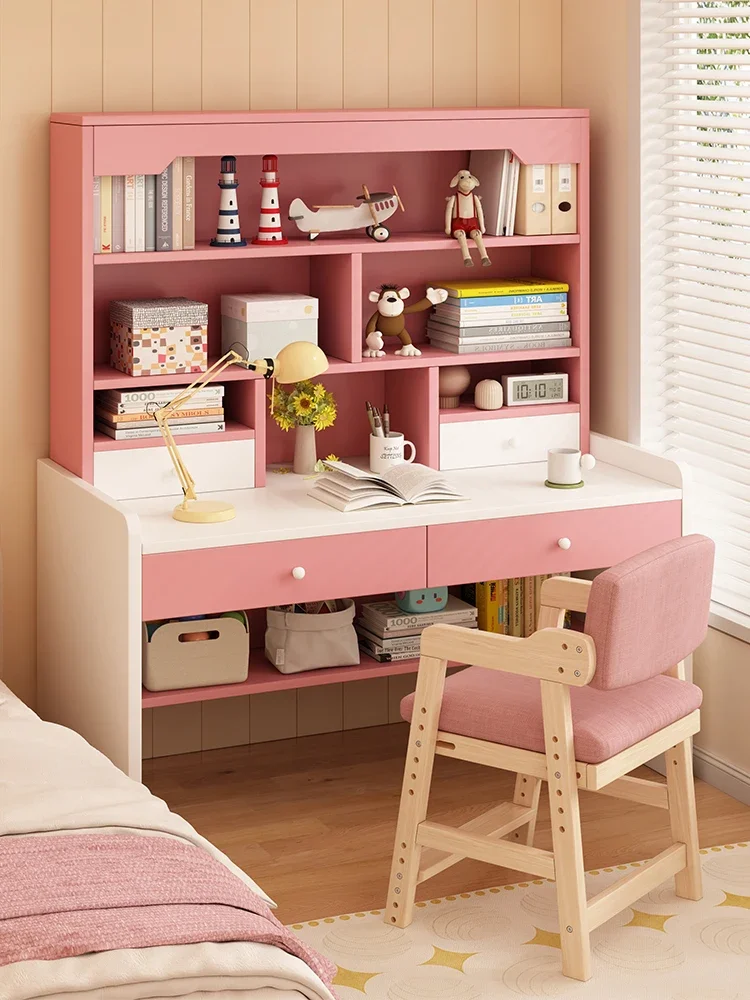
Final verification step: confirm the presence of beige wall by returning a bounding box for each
[693,628,750,774]
[0,0,565,705]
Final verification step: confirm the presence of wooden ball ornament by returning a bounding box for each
[474,379,503,410]
[438,365,471,409]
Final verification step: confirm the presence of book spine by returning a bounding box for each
[359,639,419,663]
[428,320,571,339]
[509,578,524,637]
[93,176,101,253]
[100,386,225,408]
[431,311,568,329]
[135,174,146,251]
[99,176,112,253]
[523,577,535,637]
[124,175,136,252]
[145,175,157,252]
[356,629,422,653]
[427,337,572,355]
[428,326,571,344]
[171,156,183,251]
[443,281,569,298]
[448,292,567,308]
[96,420,225,440]
[95,407,224,424]
[362,609,478,632]
[183,156,195,250]
[475,580,500,633]
[499,579,509,635]
[435,304,568,321]
[111,176,125,252]
[157,164,172,251]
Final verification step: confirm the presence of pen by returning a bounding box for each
[373,414,385,437]
[365,401,376,434]
[383,404,390,436]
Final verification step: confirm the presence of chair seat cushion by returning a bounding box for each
[401,668,702,764]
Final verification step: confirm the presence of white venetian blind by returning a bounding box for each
[641,0,750,619]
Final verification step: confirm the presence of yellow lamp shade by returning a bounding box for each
[272,342,329,384]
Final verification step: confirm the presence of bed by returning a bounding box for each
[0,681,336,1000]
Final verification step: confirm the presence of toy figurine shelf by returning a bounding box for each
[92,232,581,265]
[140,648,438,709]
[439,402,580,423]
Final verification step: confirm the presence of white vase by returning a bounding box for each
[293,423,317,475]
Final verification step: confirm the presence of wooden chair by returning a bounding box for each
[385,535,715,982]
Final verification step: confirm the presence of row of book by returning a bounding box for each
[427,277,572,355]
[468,151,578,237]
[356,596,478,662]
[95,384,225,441]
[94,157,195,254]
[462,573,573,638]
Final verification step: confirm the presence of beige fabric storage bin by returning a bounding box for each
[143,613,250,692]
[265,600,359,674]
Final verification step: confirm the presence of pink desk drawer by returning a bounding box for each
[143,527,427,621]
[427,501,682,587]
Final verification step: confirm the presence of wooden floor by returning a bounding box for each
[144,722,750,924]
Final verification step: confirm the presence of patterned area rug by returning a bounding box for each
[292,843,750,998]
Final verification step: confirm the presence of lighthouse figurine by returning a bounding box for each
[252,154,288,246]
[210,155,247,247]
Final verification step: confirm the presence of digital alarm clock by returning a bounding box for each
[500,372,569,406]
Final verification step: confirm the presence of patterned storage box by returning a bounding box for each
[110,298,209,377]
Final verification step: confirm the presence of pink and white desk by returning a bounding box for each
[37,433,685,782]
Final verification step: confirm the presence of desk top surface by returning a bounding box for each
[122,460,681,555]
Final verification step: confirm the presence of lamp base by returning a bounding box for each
[172,499,236,523]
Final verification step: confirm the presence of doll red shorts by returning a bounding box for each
[451,217,480,234]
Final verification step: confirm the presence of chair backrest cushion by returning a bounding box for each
[584,534,714,690]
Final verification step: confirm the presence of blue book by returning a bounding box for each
[448,292,568,308]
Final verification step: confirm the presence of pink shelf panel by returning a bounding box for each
[93,233,580,265]
[93,364,263,390]
[439,401,581,423]
[140,650,441,709]
[93,420,255,452]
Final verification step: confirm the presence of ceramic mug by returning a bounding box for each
[370,432,416,474]
[546,448,596,488]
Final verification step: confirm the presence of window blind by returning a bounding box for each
[641,0,750,619]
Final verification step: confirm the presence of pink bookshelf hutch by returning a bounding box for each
[39,109,686,780]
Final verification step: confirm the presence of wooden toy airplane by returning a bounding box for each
[288,184,404,241]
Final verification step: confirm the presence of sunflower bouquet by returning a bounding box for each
[270,380,337,432]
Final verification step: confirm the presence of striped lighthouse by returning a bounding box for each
[210,155,247,247]
[252,154,288,246]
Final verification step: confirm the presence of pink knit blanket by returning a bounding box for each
[0,833,336,989]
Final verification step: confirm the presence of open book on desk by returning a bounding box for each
[309,460,467,512]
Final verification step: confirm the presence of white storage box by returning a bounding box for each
[440,412,579,471]
[143,612,250,692]
[221,293,318,359]
[265,600,359,674]
[94,437,255,501]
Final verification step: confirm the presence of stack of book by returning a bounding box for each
[356,596,478,663]
[94,157,196,254]
[95,385,225,441]
[462,573,572,638]
[427,277,572,355]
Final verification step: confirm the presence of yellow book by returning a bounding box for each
[439,277,569,298]
[475,580,505,633]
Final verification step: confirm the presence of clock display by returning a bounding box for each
[501,373,569,406]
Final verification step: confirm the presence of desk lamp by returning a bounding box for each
[153,341,328,524]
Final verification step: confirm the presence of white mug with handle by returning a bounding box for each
[370,432,416,474]
[545,448,596,489]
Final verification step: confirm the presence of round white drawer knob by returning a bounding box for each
[503,437,517,450]
[557,537,572,550]
[291,566,306,580]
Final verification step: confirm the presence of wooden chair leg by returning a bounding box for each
[666,737,702,900]
[510,773,542,845]
[541,680,591,982]
[385,654,447,928]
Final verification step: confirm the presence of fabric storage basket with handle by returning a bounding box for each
[265,600,359,674]
[143,611,250,691]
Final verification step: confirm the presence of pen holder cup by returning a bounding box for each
[369,432,416,474]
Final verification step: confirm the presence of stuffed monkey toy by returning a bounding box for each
[364,284,448,358]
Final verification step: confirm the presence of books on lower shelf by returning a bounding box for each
[94,384,225,440]
[94,157,195,254]
[357,596,478,661]
[427,277,572,355]
[461,573,572,637]
[309,460,466,512]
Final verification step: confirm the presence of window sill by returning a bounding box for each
[709,604,750,647]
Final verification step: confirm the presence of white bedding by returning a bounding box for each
[0,682,335,1000]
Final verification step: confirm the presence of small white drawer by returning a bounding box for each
[439,412,580,471]
[94,438,255,501]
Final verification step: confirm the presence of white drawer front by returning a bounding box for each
[440,413,580,471]
[94,438,255,501]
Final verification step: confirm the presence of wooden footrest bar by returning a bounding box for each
[587,843,687,931]
[416,820,556,879]
[417,802,536,884]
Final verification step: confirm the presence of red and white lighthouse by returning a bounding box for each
[251,154,287,246]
